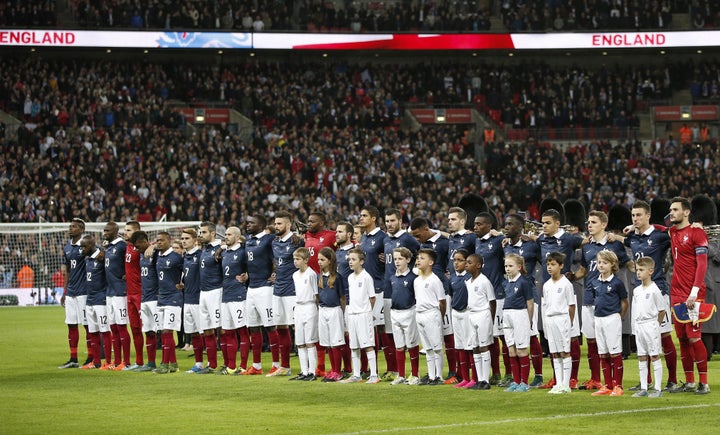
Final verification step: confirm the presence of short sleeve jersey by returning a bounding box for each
[346,269,376,314]
[63,238,86,297]
[448,230,476,276]
[246,232,275,288]
[104,237,127,297]
[157,248,183,307]
[580,236,631,306]
[390,270,417,310]
[475,233,506,298]
[360,227,386,292]
[502,274,534,310]
[221,244,247,303]
[383,230,420,298]
[305,229,336,273]
[592,274,628,317]
[318,272,346,308]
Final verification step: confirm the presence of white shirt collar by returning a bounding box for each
[590,234,608,245]
[253,232,265,239]
[71,236,83,246]
[186,246,199,255]
[226,243,242,251]
[396,269,410,277]
[512,238,523,248]
[90,248,101,259]
[159,247,174,256]
[109,237,124,245]
[389,229,407,238]
[279,232,293,242]
[339,243,354,251]
[209,239,222,246]
[428,230,441,243]
[507,273,521,283]
[600,273,615,282]
[456,271,467,277]
[548,228,566,239]
[367,227,381,236]
[451,229,469,237]
[639,226,655,236]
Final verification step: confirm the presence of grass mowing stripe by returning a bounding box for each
[332,403,720,434]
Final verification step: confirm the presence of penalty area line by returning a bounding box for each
[331,403,720,435]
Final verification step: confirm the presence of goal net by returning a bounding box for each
[0,219,201,306]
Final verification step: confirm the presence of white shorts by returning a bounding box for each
[493,298,505,337]
[273,295,296,326]
[347,311,375,349]
[469,309,494,348]
[294,303,319,345]
[221,300,246,330]
[659,294,673,334]
[529,302,539,336]
[595,313,622,355]
[452,309,471,350]
[391,308,419,349]
[416,309,443,351]
[442,295,453,336]
[545,314,571,354]
[318,306,345,347]
[199,288,222,331]
[372,292,384,327]
[64,295,87,325]
[503,309,531,349]
[183,304,201,334]
[158,305,182,331]
[383,298,393,330]
[247,286,275,327]
[581,304,595,339]
[635,320,662,357]
[86,303,110,333]
[140,301,159,333]
[108,295,128,325]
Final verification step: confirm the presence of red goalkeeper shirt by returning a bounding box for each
[304,229,336,273]
[669,225,708,303]
[125,242,142,297]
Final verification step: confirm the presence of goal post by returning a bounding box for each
[0,220,201,306]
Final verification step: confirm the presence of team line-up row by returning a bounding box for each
[58,198,714,396]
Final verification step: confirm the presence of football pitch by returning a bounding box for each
[2,307,719,434]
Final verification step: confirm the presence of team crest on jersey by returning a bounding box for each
[683,235,689,243]
[286,245,290,251]
[320,237,325,243]
[112,248,116,254]
[403,280,408,287]
[519,248,524,256]
[166,259,171,266]
[646,293,650,299]
[425,283,429,288]
[65,250,70,256]
[371,240,376,246]
[557,240,562,246]
[514,286,519,293]
[557,287,562,294]
[432,243,437,250]
[488,244,493,251]
[460,238,464,244]
[606,285,612,293]
[396,242,400,247]
[357,282,362,287]
[233,254,238,260]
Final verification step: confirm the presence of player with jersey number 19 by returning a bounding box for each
[60,218,92,369]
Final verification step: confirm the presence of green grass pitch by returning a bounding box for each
[1,307,719,434]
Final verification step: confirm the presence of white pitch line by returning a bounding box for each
[331,403,720,435]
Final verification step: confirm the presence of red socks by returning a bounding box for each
[457,348,468,381]
[679,339,696,383]
[692,339,708,385]
[68,325,79,360]
[90,332,101,366]
[316,343,327,372]
[601,356,612,388]
[382,333,397,372]
[145,332,157,364]
[500,337,511,376]
[587,340,601,381]
[118,324,131,365]
[131,326,144,365]
[162,332,176,364]
[509,354,520,384]
[329,347,341,375]
[408,346,420,378]
[570,338,581,380]
[102,331,113,364]
[395,349,406,378]
[611,354,623,388]
[662,334,677,384]
[110,324,121,365]
[277,328,292,368]
[267,329,280,364]
[205,333,218,369]
[225,330,238,370]
[444,334,456,375]
[251,331,263,365]
[192,334,204,364]
[529,335,543,376]
[238,328,250,369]
[519,355,530,384]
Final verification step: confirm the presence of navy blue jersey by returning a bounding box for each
[104,238,126,297]
[580,237,631,306]
[336,244,353,295]
[475,233,506,298]
[318,272,346,308]
[538,230,583,282]
[591,274,628,317]
[273,234,303,297]
[624,228,671,295]
[383,230,419,298]
[449,271,470,311]
[246,232,274,288]
[504,238,542,303]
[63,238,86,297]
[221,244,248,302]
[157,249,183,307]
[360,227,386,292]
[85,250,107,306]
[448,230,476,276]
[390,270,417,310]
[503,275,534,310]
[182,247,201,305]
[199,241,223,291]
[139,252,158,303]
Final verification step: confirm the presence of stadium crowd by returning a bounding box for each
[0,0,699,32]
[0,55,717,232]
